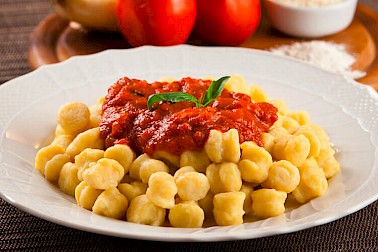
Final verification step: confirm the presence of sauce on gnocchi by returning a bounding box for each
[100,77,278,155]
[35,75,340,228]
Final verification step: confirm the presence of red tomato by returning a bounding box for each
[117,0,196,47]
[193,0,261,46]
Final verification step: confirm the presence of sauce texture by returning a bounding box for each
[100,77,278,155]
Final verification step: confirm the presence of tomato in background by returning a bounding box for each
[193,0,261,46]
[117,0,196,47]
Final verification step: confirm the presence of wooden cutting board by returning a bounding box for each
[28,4,378,90]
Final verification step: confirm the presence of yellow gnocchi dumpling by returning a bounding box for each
[251,189,287,218]
[51,134,74,150]
[65,127,104,159]
[168,201,205,228]
[75,181,102,210]
[120,174,135,184]
[269,99,289,116]
[272,114,284,128]
[153,150,180,168]
[104,144,135,174]
[198,191,214,217]
[58,162,80,196]
[239,141,273,183]
[309,124,331,148]
[206,162,242,194]
[316,148,340,179]
[262,160,300,193]
[287,110,311,126]
[126,194,166,226]
[272,134,310,167]
[224,74,248,94]
[294,125,321,158]
[35,145,65,174]
[248,84,269,102]
[44,153,70,182]
[268,126,290,142]
[204,129,240,164]
[261,132,275,154]
[88,97,104,129]
[82,158,125,190]
[292,158,328,203]
[129,153,151,180]
[281,116,300,134]
[93,187,128,219]
[180,150,211,173]
[240,184,254,215]
[213,191,245,226]
[139,159,170,184]
[118,181,148,203]
[57,102,90,135]
[146,172,177,209]
[55,124,68,137]
[176,172,210,201]
[173,166,196,181]
[75,148,104,181]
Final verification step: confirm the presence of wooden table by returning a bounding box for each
[28,3,378,89]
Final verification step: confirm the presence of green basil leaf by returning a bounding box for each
[147,92,201,110]
[202,76,230,106]
[146,76,230,110]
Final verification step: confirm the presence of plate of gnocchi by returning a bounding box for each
[0,45,377,241]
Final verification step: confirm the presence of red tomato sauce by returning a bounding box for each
[100,77,278,155]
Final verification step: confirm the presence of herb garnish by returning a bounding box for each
[147,76,230,110]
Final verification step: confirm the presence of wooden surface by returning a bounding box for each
[28,4,378,90]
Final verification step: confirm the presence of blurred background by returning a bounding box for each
[0,0,377,84]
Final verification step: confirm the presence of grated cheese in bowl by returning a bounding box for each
[270,41,366,79]
[273,0,347,7]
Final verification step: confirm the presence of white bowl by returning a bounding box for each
[263,0,358,38]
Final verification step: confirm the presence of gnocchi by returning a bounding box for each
[126,194,166,226]
[58,162,80,196]
[213,191,245,226]
[180,150,211,173]
[92,187,128,219]
[262,160,300,193]
[204,129,240,164]
[198,191,214,217]
[251,189,287,218]
[239,141,272,183]
[272,134,311,167]
[118,181,148,202]
[35,145,65,174]
[65,127,104,159]
[44,153,70,182]
[206,162,242,194]
[175,172,210,201]
[35,75,340,228]
[224,74,249,94]
[104,144,135,174]
[75,181,102,210]
[57,102,90,135]
[139,159,170,184]
[88,97,104,128]
[173,166,196,181]
[168,201,205,228]
[75,148,104,181]
[292,158,328,203]
[82,158,124,190]
[146,172,177,209]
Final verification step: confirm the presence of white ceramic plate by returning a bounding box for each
[1,45,377,242]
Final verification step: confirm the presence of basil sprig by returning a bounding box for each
[147,76,230,110]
